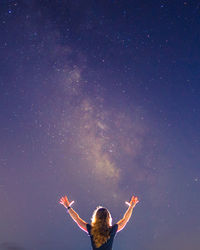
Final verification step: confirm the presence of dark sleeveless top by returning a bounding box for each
[86,224,118,250]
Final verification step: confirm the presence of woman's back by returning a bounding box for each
[86,224,118,250]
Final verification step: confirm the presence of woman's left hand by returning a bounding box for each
[59,195,73,208]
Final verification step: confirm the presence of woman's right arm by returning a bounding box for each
[117,195,139,232]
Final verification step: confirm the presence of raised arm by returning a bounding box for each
[59,196,88,233]
[117,195,139,232]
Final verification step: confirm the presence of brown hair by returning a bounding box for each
[91,206,112,248]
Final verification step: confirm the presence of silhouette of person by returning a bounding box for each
[60,195,139,249]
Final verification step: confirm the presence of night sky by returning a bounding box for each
[0,1,200,250]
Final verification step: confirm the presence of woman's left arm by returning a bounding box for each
[60,196,88,232]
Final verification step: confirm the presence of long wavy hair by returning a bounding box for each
[91,206,112,248]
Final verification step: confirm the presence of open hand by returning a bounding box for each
[125,195,139,207]
[59,195,74,208]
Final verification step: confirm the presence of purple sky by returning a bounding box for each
[0,1,200,249]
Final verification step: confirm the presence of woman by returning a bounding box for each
[60,195,139,249]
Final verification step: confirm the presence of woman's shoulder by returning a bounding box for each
[110,224,118,234]
[111,224,118,229]
[86,224,92,234]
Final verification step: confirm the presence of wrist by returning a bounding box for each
[66,205,71,210]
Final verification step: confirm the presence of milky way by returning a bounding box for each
[0,1,200,250]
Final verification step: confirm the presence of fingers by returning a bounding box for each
[130,195,135,202]
[130,195,139,204]
[59,196,71,207]
[59,196,66,205]
[134,197,139,204]
[126,195,139,207]
[64,196,69,203]
[59,197,64,204]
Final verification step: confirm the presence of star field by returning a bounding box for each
[0,1,200,250]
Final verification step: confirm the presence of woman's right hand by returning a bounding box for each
[126,195,139,207]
